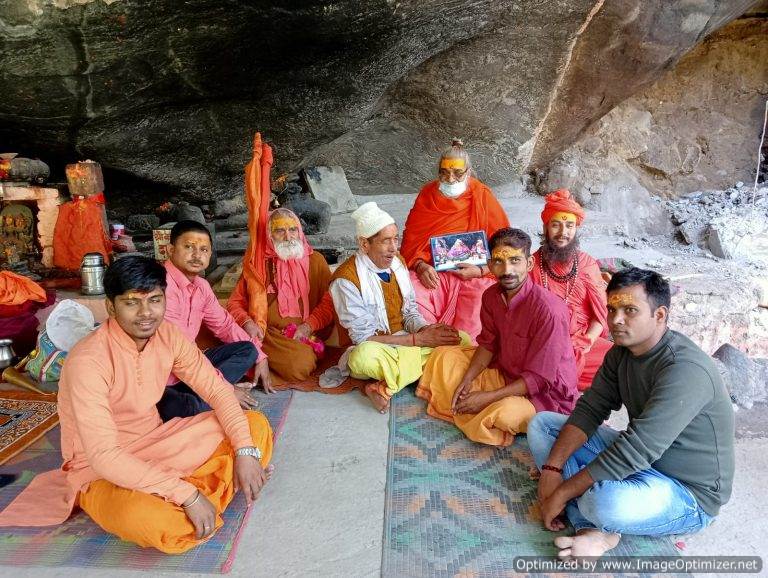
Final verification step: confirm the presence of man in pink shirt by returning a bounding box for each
[159,220,272,421]
[417,228,578,446]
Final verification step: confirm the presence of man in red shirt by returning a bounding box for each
[417,228,578,446]
[158,220,272,421]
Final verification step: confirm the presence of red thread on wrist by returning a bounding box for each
[541,464,563,474]
[412,333,416,347]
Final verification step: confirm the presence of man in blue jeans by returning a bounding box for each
[528,267,734,558]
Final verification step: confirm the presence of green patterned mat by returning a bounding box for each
[383,387,687,577]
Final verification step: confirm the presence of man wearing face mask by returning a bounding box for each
[400,139,509,341]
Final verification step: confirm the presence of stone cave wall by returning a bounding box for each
[537,11,768,211]
[0,0,762,217]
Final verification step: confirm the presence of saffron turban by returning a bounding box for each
[540,188,585,226]
[352,202,395,238]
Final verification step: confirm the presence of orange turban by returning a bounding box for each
[540,189,585,226]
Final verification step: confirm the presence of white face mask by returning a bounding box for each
[438,178,468,199]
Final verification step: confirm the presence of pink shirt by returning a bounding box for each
[477,278,578,414]
[163,261,264,383]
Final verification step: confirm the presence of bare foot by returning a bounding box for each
[554,529,621,558]
[364,382,390,413]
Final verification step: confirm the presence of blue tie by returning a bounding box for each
[377,272,391,282]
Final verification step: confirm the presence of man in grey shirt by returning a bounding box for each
[528,267,735,558]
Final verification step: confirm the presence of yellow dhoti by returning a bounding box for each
[347,341,433,397]
[348,332,472,399]
[416,346,536,446]
[79,410,273,554]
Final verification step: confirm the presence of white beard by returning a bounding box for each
[274,240,305,260]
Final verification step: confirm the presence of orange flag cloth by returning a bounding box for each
[0,270,46,306]
[400,177,510,268]
[240,133,275,333]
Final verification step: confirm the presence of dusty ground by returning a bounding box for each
[1,190,766,578]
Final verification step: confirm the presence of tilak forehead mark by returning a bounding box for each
[608,293,635,307]
[492,247,524,260]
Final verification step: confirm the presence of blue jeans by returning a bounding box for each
[156,341,258,421]
[527,412,714,535]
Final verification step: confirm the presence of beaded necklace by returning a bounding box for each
[539,254,578,305]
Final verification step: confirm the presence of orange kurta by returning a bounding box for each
[0,319,268,540]
[227,252,335,381]
[400,178,509,339]
[530,250,612,390]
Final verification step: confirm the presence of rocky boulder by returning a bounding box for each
[0,0,761,215]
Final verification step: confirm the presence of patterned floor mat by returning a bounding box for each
[0,388,292,573]
[383,387,686,577]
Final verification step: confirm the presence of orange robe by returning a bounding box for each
[530,250,613,390]
[0,319,272,554]
[400,178,510,339]
[228,252,335,382]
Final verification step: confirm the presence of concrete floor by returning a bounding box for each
[1,190,766,577]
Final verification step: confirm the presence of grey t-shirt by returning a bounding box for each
[566,329,735,517]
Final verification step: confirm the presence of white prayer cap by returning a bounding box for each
[351,202,395,239]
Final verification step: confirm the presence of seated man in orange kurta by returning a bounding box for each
[530,189,613,390]
[227,208,335,382]
[0,256,273,554]
[400,139,510,341]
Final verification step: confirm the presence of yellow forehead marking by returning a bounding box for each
[608,293,635,308]
[440,158,466,171]
[492,247,524,261]
[270,217,298,232]
[550,211,577,223]
[125,292,145,300]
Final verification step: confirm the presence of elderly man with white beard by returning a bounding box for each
[227,208,335,382]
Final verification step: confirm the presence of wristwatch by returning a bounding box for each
[235,446,262,460]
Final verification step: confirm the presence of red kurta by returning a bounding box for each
[530,250,612,390]
[476,279,578,414]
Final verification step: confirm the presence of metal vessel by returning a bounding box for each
[80,252,106,295]
[0,338,15,370]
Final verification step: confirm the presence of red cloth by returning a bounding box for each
[540,188,585,226]
[53,196,112,271]
[476,279,578,414]
[400,177,510,268]
[530,250,611,390]
[263,209,313,321]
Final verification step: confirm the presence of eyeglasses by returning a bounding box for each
[438,168,468,181]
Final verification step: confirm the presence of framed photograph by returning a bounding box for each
[429,230,489,272]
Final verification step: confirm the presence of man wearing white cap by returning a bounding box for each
[329,202,466,413]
